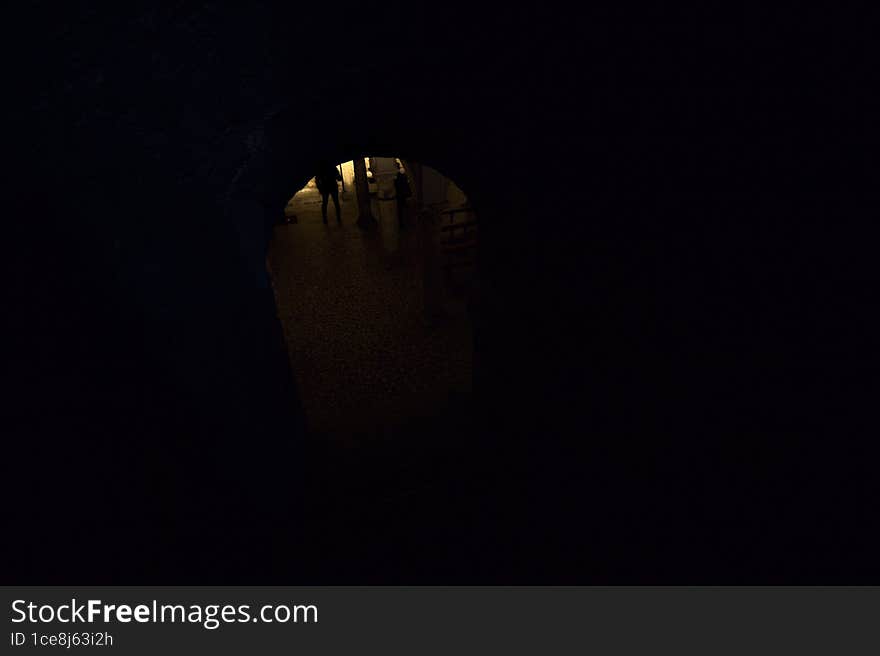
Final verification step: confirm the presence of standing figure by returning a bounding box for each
[315,160,343,225]
[394,162,413,229]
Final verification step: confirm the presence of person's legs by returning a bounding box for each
[320,190,329,224]
[330,187,341,224]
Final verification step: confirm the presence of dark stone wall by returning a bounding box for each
[5,6,877,581]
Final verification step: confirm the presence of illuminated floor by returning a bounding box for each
[267,185,473,444]
[267,187,517,582]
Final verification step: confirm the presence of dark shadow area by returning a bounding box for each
[4,6,878,583]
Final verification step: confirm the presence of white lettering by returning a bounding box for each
[88,599,102,622]
[11,600,26,623]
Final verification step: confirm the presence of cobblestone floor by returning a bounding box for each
[267,185,473,446]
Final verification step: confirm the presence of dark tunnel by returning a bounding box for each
[4,6,879,583]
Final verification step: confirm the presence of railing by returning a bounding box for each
[439,206,477,292]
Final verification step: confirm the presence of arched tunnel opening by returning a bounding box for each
[269,157,477,444]
[260,155,491,578]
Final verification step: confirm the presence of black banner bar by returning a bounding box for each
[3,588,879,654]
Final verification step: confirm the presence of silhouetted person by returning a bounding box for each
[315,161,342,224]
[394,162,412,229]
